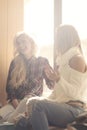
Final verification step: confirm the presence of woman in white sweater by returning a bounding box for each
[19,25,87,130]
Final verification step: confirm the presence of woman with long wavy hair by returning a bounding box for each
[0,32,57,123]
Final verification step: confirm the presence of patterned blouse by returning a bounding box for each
[6,56,55,101]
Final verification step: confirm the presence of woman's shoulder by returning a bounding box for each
[36,56,50,66]
[69,55,86,73]
[37,56,48,62]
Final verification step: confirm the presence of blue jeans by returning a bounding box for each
[30,99,84,130]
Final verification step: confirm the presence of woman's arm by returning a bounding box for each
[43,58,60,89]
[6,60,19,108]
[11,99,19,108]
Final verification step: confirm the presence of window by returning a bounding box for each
[24,0,54,66]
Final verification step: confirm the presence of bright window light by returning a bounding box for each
[62,0,87,40]
[62,0,87,62]
[24,0,54,47]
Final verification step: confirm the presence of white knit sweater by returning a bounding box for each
[48,47,87,103]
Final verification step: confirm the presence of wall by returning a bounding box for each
[0,0,24,105]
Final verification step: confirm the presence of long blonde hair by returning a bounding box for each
[9,32,37,88]
[55,24,81,55]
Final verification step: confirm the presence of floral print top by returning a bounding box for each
[6,56,55,101]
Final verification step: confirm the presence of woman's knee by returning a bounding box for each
[26,97,46,113]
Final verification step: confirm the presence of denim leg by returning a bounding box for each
[30,99,83,130]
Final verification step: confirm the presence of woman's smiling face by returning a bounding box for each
[15,34,33,58]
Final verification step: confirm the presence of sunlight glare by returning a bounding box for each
[62,0,87,40]
[24,0,54,47]
[62,0,87,62]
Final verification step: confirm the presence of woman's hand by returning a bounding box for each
[11,99,19,109]
[14,113,26,124]
[44,64,60,82]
